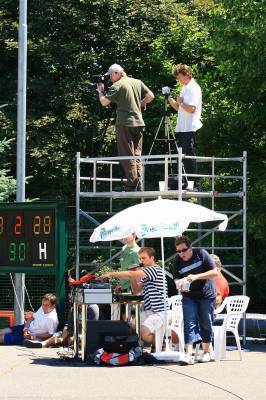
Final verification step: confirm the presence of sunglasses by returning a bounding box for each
[176,247,189,254]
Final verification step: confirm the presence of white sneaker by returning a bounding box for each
[179,353,194,365]
[200,352,211,363]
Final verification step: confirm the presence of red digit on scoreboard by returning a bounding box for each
[14,215,23,235]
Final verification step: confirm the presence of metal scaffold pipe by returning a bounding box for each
[15,0,27,324]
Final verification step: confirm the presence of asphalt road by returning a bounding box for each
[0,343,265,400]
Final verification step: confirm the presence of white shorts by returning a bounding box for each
[141,310,165,333]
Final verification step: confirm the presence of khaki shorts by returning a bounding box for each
[141,310,165,333]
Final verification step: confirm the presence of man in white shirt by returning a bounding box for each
[0,293,58,345]
[168,64,202,188]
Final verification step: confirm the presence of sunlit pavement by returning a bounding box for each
[0,343,265,400]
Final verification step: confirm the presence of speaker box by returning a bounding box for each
[85,320,131,358]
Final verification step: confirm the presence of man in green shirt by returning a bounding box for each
[97,64,154,191]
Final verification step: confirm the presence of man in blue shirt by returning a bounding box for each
[172,236,218,364]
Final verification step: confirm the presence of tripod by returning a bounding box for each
[148,98,188,187]
[148,98,177,162]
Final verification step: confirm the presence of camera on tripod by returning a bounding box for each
[88,74,108,90]
[162,86,171,98]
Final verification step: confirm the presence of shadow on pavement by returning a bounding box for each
[30,357,88,368]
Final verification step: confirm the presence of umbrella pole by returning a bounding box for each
[161,236,169,351]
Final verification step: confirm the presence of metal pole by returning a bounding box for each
[15,0,27,324]
[242,151,247,344]
[76,152,80,280]
[211,157,215,251]
[178,147,182,200]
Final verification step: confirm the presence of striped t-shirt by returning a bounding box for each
[142,265,169,313]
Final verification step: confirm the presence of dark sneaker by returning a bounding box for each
[23,339,42,348]
[136,181,143,191]
[125,186,138,192]
[142,343,152,353]
[113,186,126,192]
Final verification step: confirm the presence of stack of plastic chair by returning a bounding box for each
[213,295,250,361]
[167,295,184,352]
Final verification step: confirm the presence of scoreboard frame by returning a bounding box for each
[0,202,66,273]
[0,202,67,322]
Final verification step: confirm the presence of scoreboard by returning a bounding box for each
[0,203,66,272]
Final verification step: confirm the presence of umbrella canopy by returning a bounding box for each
[90,199,228,243]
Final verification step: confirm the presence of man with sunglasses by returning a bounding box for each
[172,236,218,365]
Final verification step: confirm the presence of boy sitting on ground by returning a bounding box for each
[0,293,58,346]
[23,303,99,348]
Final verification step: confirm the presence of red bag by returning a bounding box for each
[100,352,129,366]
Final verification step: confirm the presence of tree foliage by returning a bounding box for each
[0,0,265,308]
[204,0,266,304]
[0,136,16,201]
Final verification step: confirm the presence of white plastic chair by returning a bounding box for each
[154,318,165,352]
[167,295,184,352]
[213,295,250,361]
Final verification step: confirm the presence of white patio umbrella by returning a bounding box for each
[90,199,228,243]
[89,199,228,356]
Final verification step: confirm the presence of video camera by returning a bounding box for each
[162,86,171,98]
[88,74,108,90]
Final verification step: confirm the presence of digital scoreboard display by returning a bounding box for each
[0,206,56,269]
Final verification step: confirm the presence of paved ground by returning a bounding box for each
[0,342,265,400]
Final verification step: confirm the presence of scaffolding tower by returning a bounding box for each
[75,149,247,302]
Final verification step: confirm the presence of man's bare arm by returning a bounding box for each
[97,82,111,107]
[98,93,111,107]
[168,95,196,113]
[101,269,146,280]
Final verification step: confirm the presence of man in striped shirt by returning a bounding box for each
[101,247,168,346]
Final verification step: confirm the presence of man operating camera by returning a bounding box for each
[97,64,154,192]
[167,64,202,189]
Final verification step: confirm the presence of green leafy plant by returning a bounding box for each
[95,265,119,286]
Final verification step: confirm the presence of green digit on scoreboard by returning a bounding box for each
[9,242,16,261]
[8,242,27,262]
[18,242,26,261]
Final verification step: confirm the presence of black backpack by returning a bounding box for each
[103,334,139,353]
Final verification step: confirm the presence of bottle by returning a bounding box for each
[183,278,190,292]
